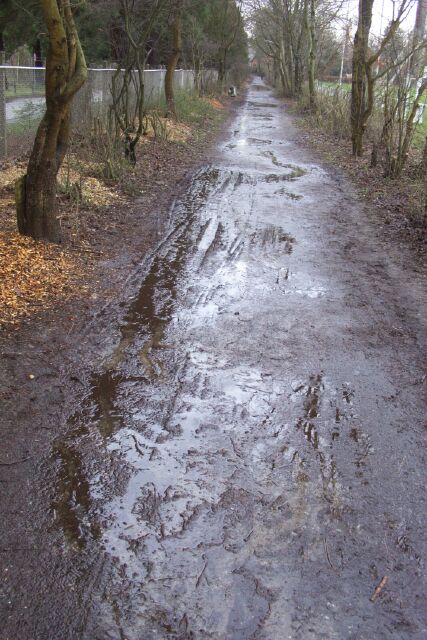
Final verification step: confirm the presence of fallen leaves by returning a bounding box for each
[143,116,193,143]
[0,162,26,191]
[205,98,224,110]
[0,230,87,328]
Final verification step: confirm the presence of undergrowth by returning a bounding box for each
[295,84,426,229]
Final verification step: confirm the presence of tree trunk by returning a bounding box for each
[351,0,374,156]
[423,137,427,220]
[294,55,303,96]
[218,51,228,91]
[20,110,69,240]
[33,37,43,67]
[394,79,427,177]
[16,0,87,241]
[305,0,317,110]
[410,0,427,77]
[351,0,407,156]
[165,0,184,118]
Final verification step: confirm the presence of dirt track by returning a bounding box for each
[1,78,426,639]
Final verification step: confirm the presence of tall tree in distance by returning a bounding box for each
[16,0,87,241]
[109,0,168,164]
[213,0,245,90]
[305,0,317,110]
[165,0,184,117]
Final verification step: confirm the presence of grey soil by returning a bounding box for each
[1,79,426,640]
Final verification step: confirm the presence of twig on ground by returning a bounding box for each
[196,557,208,588]
[323,536,338,573]
[230,437,242,458]
[131,434,145,457]
[370,575,389,602]
[0,456,32,466]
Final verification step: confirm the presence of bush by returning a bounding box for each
[298,84,352,139]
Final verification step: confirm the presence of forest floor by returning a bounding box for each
[0,79,426,640]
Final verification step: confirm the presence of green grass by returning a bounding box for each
[411,89,427,149]
[413,115,427,149]
[317,79,427,149]
[176,91,221,124]
[317,80,352,93]
[153,90,223,126]
[6,115,40,136]
[5,85,44,100]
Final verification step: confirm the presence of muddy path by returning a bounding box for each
[2,78,426,639]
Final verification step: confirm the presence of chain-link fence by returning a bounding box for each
[0,65,217,160]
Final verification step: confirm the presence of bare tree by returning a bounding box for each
[214,0,244,90]
[110,0,167,165]
[351,0,412,156]
[251,0,344,99]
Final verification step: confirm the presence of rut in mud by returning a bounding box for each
[3,79,427,640]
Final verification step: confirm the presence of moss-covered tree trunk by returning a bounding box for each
[16,0,87,242]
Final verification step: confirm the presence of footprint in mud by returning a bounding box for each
[250,225,295,254]
[295,374,324,450]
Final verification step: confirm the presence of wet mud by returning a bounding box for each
[4,79,427,639]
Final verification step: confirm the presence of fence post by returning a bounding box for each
[0,52,6,159]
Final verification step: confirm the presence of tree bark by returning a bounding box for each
[351,0,373,156]
[305,0,317,110]
[16,0,87,241]
[394,79,427,176]
[165,0,184,118]
[410,0,427,77]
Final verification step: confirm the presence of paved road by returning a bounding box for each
[4,78,426,639]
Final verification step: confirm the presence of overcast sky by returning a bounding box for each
[344,0,418,35]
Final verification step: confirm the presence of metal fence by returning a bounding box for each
[0,65,218,159]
